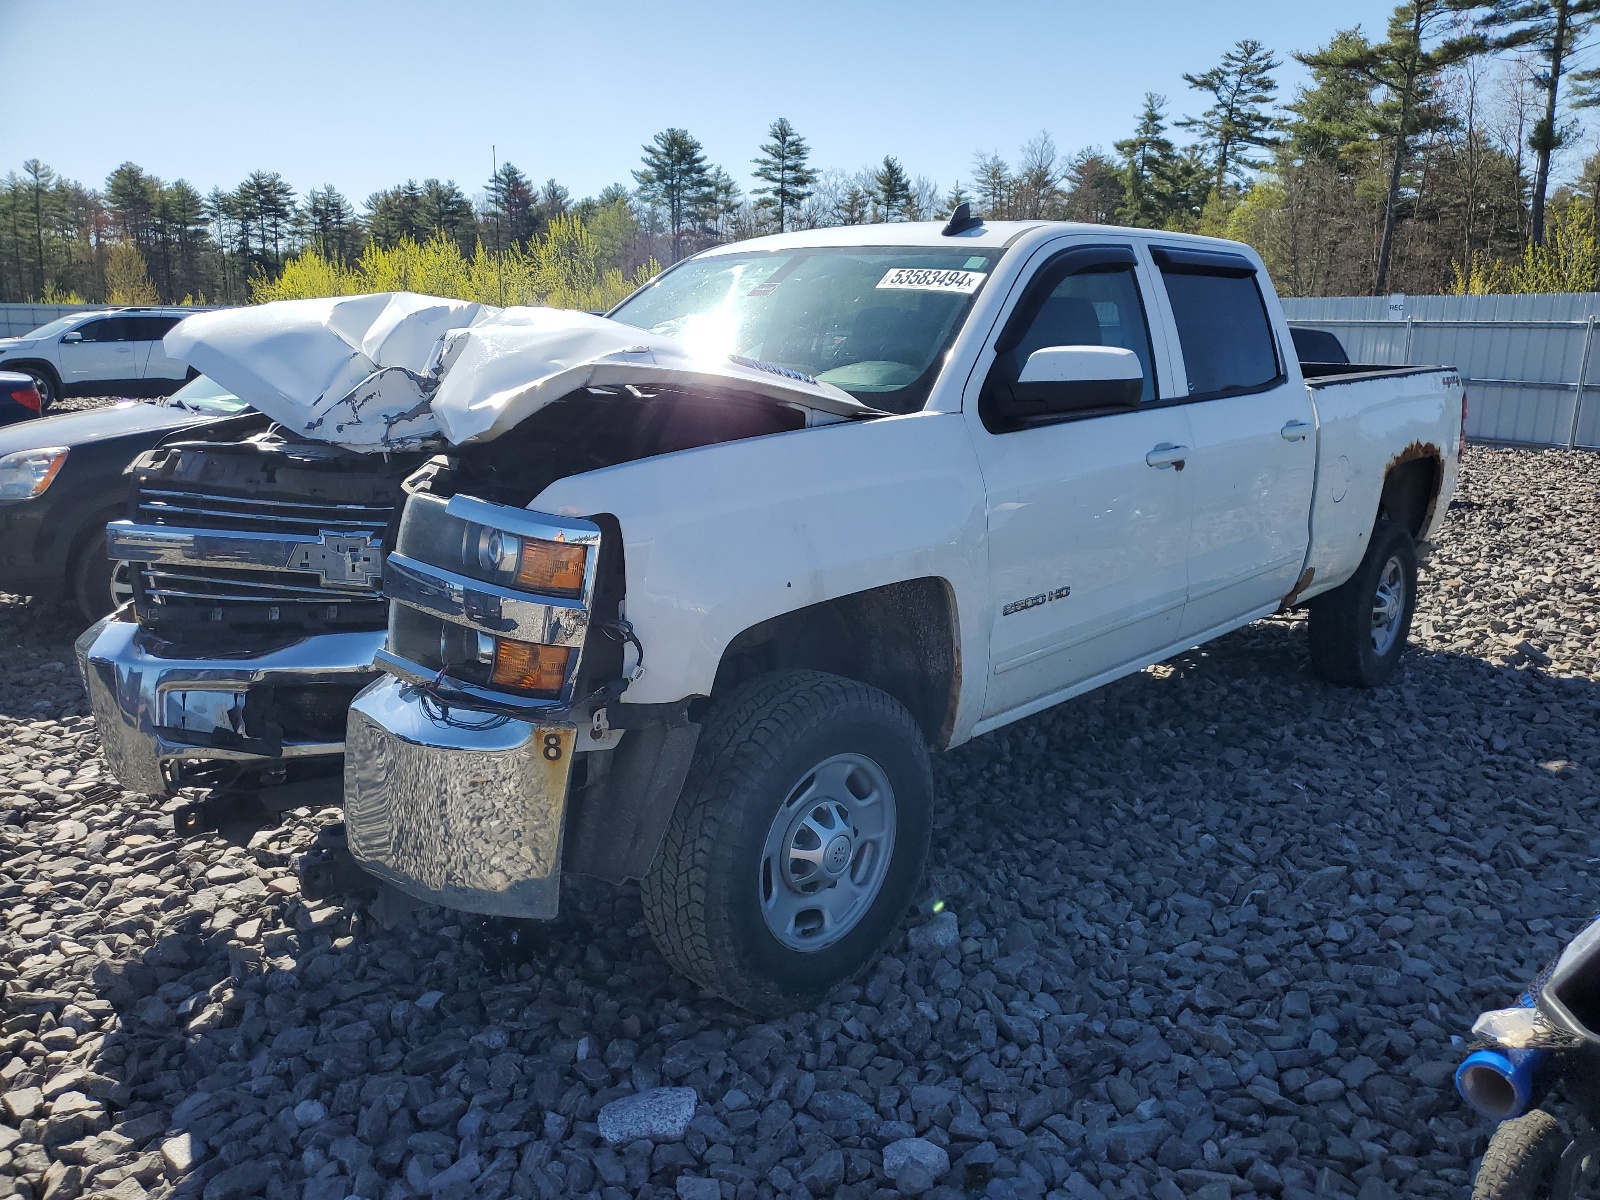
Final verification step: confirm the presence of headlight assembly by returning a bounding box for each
[0,447,68,500]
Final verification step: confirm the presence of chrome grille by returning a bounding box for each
[137,488,394,538]
[127,484,398,634]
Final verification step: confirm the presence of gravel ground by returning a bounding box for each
[1,445,1596,1200]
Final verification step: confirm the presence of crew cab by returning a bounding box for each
[80,215,1463,1011]
[0,307,202,409]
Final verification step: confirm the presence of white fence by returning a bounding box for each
[1282,293,1600,449]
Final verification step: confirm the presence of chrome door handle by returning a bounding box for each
[1146,443,1188,470]
[1281,420,1311,441]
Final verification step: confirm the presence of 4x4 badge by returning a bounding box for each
[287,533,383,588]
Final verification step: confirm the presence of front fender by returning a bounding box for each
[532,410,990,740]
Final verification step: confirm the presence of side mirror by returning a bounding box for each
[60,331,83,344]
[997,345,1143,421]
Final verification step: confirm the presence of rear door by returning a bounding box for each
[1146,245,1316,638]
[130,315,188,383]
[968,240,1193,723]
[59,317,139,390]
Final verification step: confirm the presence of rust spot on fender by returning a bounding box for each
[1280,567,1316,612]
[1387,440,1441,472]
[1384,441,1445,535]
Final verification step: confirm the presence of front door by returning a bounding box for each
[1147,245,1317,638]
[59,316,137,390]
[970,243,1192,723]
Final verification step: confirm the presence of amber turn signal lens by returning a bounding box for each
[490,640,572,696]
[514,539,588,595]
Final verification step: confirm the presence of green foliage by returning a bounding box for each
[1116,94,1186,226]
[634,128,713,261]
[1451,198,1597,290]
[251,215,659,312]
[752,118,818,233]
[1461,0,1600,244]
[872,156,913,221]
[1179,39,1283,191]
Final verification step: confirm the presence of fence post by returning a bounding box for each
[1569,315,1596,450]
[1403,315,1415,363]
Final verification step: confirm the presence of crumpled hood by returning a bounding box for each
[164,292,873,452]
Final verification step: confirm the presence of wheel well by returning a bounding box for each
[0,359,61,390]
[710,578,960,748]
[1380,447,1441,539]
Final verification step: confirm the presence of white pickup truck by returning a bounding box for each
[81,213,1462,1012]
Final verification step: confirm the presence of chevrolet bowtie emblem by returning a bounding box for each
[286,533,383,588]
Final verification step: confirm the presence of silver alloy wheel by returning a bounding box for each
[1370,555,1406,655]
[109,561,134,610]
[758,752,897,951]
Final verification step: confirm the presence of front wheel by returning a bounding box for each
[1307,518,1417,687]
[641,670,933,1014]
[1473,1109,1568,1200]
[72,541,133,623]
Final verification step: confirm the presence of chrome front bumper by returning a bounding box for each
[75,614,386,794]
[345,676,575,919]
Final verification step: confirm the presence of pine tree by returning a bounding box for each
[634,128,713,261]
[873,156,913,221]
[1178,39,1283,193]
[1063,149,1123,224]
[751,118,818,233]
[106,162,157,249]
[701,167,742,238]
[298,185,361,264]
[1297,2,1480,292]
[365,181,425,249]
[1462,0,1600,244]
[418,179,477,251]
[233,171,296,272]
[1115,94,1179,227]
[485,163,537,249]
[20,160,55,299]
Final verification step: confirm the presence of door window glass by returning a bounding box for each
[127,316,181,340]
[1005,267,1157,403]
[1158,267,1281,397]
[74,318,126,343]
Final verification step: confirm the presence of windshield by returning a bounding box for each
[608,246,1003,414]
[21,316,87,340]
[162,374,250,415]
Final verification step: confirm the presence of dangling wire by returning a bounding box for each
[403,668,513,731]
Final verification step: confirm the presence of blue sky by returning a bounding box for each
[2,0,1406,205]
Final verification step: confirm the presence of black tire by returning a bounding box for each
[70,538,130,623]
[641,669,933,1015]
[1307,518,1417,687]
[1473,1110,1567,1200]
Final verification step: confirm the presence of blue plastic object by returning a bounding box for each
[1456,1047,1549,1120]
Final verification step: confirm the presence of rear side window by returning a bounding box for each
[127,316,182,340]
[1155,248,1281,398]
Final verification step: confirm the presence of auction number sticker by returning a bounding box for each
[876,267,987,293]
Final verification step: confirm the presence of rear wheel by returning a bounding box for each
[1308,518,1417,687]
[1473,1109,1567,1200]
[641,670,933,1014]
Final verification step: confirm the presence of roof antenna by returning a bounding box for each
[941,201,983,236]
